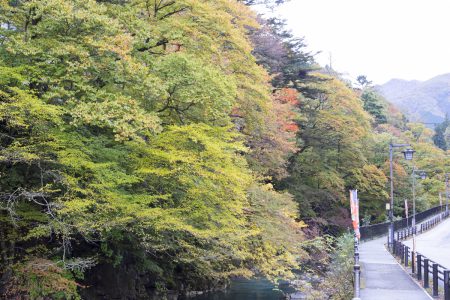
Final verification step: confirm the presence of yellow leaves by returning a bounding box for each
[0,0,313,290]
[100,33,134,61]
[350,164,388,199]
[0,87,63,128]
[246,184,308,278]
[391,161,408,177]
[71,96,161,141]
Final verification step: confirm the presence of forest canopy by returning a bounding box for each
[0,0,448,299]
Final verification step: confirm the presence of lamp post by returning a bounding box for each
[411,167,426,273]
[411,168,426,229]
[446,173,449,213]
[388,143,414,251]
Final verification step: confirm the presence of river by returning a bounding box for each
[190,278,292,300]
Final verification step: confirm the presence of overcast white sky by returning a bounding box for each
[261,0,450,84]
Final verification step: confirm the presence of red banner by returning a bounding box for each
[350,190,360,239]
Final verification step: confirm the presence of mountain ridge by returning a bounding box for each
[377,73,450,123]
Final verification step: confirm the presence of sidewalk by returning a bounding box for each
[359,236,431,300]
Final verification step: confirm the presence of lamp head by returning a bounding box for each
[402,148,415,160]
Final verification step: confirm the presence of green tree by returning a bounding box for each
[0,0,308,297]
[360,89,388,125]
[433,115,449,150]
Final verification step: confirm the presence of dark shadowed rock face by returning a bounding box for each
[377,73,450,123]
[80,262,162,300]
[79,257,227,300]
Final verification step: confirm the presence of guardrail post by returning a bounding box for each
[433,263,439,297]
[353,264,361,300]
[424,259,429,288]
[401,245,405,264]
[417,254,422,280]
[412,251,415,273]
[444,270,450,300]
[405,246,409,267]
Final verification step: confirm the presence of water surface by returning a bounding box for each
[190,278,286,300]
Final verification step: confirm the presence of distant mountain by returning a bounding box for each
[377,74,450,123]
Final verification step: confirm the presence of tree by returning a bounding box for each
[238,0,288,7]
[356,75,372,89]
[433,115,449,150]
[360,89,388,125]
[280,74,375,229]
[249,17,317,89]
[0,0,309,297]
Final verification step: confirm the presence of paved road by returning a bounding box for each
[404,216,450,268]
[359,236,432,300]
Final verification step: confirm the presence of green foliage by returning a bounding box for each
[313,232,354,299]
[281,74,377,227]
[0,0,447,298]
[433,115,449,150]
[4,259,80,300]
[361,89,388,124]
[0,0,310,297]
[247,184,308,278]
[151,53,237,125]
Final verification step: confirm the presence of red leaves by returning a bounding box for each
[273,88,300,134]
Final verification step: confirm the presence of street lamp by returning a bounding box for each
[388,143,413,251]
[411,167,426,274]
[402,148,415,161]
[445,173,449,213]
[411,168,426,228]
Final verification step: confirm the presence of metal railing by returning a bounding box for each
[360,205,448,241]
[393,211,450,299]
[395,211,449,240]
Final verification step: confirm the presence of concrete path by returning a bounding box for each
[359,236,432,300]
[403,217,450,268]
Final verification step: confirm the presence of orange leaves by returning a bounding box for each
[273,88,300,134]
[245,87,300,178]
[275,88,299,105]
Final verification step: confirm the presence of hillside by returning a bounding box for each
[0,1,449,299]
[377,73,450,123]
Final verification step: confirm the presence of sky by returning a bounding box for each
[261,0,450,84]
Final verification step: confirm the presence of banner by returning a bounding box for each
[350,190,360,239]
[439,192,443,207]
[404,199,408,218]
